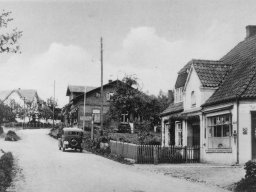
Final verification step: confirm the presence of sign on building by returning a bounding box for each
[80,116,92,121]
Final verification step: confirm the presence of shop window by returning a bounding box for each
[207,114,232,149]
[191,91,196,107]
[176,122,183,146]
[92,109,100,123]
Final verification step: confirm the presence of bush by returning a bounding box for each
[0,152,14,191]
[235,160,256,191]
[5,130,20,141]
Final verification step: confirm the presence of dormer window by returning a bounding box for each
[174,87,183,103]
[191,91,196,107]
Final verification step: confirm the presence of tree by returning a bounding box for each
[45,97,62,120]
[39,105,53,122]
[0,103,15,123]
[107,76,171,132]
[0,10,22,53]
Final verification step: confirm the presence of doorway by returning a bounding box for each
[251,112,256,159]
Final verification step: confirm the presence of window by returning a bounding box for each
[175,88,183,103]
[121,113,129,124]
[191,91,196,107]
[92,109,100,123]
[106,92,114,101]
[176,122,183,146]
[95,92,101,98]
[207,114,232,149]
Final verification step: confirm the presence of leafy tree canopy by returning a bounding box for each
[107,75,171,130]
[0,10,22,53]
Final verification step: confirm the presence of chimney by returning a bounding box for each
[108,79,113,83]
[168,90,174,103]
[246,25,256,39]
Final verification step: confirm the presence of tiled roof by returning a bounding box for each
[241,71,256,98]
[192,60,231,88]
[204,34,256,106]
[161,102,183,116]
[175,72,188,88]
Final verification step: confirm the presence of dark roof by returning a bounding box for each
[204,34,256,106]
[175,73,188,89]
[71,80,124,102]
[66,85,96,96]
[176,59,230,89]
[161,102,183,116]
[178,61,192,74]
[192,60,231,88]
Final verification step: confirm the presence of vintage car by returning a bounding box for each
[58,127,84,152]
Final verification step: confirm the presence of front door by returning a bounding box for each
[192,125,200,146]
[251,112,256,159]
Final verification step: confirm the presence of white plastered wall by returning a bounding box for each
[201,103,237,164]
[238,100,256,164]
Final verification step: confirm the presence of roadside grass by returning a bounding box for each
[108,132,161,145]
[0,152,14,192]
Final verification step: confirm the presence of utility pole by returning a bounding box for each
[100,37,103,136]
[83,87,87,131]
[53,80,55,128]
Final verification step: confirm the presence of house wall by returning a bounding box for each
[184,67,202,110]
[5,91,25,107]
[237,100,256,163]
[200,88,217,104]
[72,86,116,128]
[201,103,237,164]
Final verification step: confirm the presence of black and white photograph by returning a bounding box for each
[0,0,256,191]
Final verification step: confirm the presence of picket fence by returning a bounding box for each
[109,140,200,164]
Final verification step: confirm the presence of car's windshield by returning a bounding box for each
[64,131,83,136]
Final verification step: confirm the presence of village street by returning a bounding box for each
[0,128,229,192]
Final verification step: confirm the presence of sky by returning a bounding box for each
[0,0,256,107]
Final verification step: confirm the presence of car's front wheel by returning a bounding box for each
[80,148,83,153]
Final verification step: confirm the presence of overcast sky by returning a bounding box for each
[0,0,256,106]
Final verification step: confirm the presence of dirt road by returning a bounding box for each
[0,129,228,192]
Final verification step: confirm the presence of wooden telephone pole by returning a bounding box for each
[53,80,55,128]
[100,37,103,135]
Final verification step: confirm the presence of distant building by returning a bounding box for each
[63,80,129,130]
[0,89,44,122]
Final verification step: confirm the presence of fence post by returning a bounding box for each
[184,146,187,163]
[153,146,158,165]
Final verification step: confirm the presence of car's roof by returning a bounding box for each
[63,127,84,132]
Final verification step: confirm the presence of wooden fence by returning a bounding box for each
[109,140,200,164]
